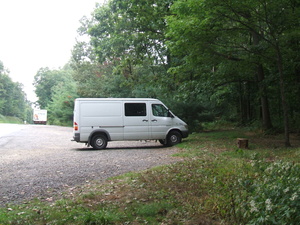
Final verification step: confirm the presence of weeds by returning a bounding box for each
[0,114,23,124]
[235,161,300,225]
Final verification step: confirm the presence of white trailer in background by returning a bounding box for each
[33,109,47,125]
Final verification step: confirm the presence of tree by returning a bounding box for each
[33,67,69,108]
[72,0,299,135]
[32,65,80,125]
[72,0,175,98]
[70,42,126,97]
[88,0,172,68]
[46,72,78,126]
[0,60,31,121]
[167,0,300,146]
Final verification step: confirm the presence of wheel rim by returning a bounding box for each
[95,138,104,147]
[170,135,178,143]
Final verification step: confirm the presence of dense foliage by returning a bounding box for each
[33,65,79,126]
[0,61,32,123]
[29,0,300,144]
[166,0,300,146]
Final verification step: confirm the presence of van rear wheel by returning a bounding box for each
[166,131,182,146]
[91,134,108,150]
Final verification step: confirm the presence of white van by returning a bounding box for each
[72,98,188,149]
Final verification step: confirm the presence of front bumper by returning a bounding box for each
[182,130,189,138]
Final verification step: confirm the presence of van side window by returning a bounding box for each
[125,103,146,116]
[152,104,169,117]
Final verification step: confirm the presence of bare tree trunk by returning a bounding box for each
[252,31,273,130]
[257,64,273,130]
[276,46,291,147]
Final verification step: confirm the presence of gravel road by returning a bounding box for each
[0,124,182,206]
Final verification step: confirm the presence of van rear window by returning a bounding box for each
[125,103,146,116]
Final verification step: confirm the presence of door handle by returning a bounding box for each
[151,119,157,122]
[142,119,148,122]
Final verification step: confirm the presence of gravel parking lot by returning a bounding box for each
[0,124,182,206]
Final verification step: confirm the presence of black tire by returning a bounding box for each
[166,130,182,146]
[159,139,165,145]
[91,134,108,150]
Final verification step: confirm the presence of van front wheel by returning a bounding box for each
[166,131,182,146]
[91,134,108,150]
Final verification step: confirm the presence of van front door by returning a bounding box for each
[150,103,173,139]
[123,102,150,140]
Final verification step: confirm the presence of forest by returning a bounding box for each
[1,0,299,146]
[0,61,32,123]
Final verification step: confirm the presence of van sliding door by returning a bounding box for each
[123,102,150,139]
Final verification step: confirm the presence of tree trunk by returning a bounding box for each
[276,45,291,147]
[257,64,273,130]
[252,31,273,130]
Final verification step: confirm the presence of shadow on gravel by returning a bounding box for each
[72,145,167,151]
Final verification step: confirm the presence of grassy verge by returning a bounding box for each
[0,114,23,124]
[1,129,299,224]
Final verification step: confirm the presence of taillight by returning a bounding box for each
[74,122,78,131]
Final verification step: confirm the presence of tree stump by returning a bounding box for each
[237,138,249,149]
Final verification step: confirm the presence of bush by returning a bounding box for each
[0,114,23,124]
[234,161,300,224]
[170,101,212,132]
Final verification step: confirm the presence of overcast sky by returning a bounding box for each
[0,0,104,101]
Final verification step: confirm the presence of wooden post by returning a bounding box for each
[237,138,249,149]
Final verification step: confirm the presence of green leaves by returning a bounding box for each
[33,68,67,109]
[237,161,300,224]
[0,61,30,121]
[88,0,171,66]
[166,0,300,133]
[33,67,79,125]
[46,72,78,126]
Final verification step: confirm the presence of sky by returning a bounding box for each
[0,0,104,101]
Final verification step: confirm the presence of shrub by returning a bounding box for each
[234,161,300,225]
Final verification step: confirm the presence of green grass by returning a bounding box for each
[1,129,299,224]
[0,114,23,124]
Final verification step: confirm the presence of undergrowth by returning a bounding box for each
[0,130,299,224]
[0,114,23,124]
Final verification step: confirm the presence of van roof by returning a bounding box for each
[75,98,159,101]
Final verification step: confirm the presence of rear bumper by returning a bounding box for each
[73,133,80,142]
[33,121,47,125]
